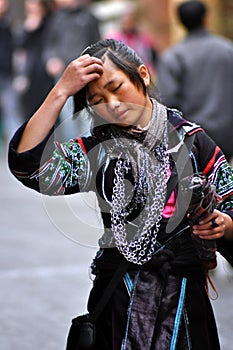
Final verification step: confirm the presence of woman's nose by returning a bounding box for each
[108,96,120,110]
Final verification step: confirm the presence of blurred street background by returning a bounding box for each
[8,0,233,52]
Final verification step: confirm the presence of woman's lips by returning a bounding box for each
[115,109,129,120]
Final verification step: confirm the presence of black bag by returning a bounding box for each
[66,260,130,350]
[180,172,222,270]
[66,314,96,350]
[180,173,222,224]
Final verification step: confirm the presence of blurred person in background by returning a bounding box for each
[0,0,22,150]
[14,0,55,121]
[156,0,233,163]
[43,0,101,82]
[42,0,101,140]
[106,2,158,83]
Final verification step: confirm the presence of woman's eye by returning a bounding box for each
[92,98,103,106]
[113,83,122,92]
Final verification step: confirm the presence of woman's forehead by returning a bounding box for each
[87,58,125,94]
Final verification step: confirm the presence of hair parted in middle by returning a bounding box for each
[73,39,150,114]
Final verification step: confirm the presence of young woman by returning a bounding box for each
[8,39,233,349]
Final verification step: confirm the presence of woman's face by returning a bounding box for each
[86,56,152,128]
[25,0,45,17]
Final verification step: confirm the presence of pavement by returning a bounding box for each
[1,151,233,350]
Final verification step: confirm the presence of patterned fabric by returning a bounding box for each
[30,140,91,195]
[8,109,233,231]
[206,153,233,211]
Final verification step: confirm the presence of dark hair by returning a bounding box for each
[41,0,55,13]
[73,39,149,114]
[178,0,207,31]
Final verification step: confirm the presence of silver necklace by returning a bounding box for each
[110,100,169,265]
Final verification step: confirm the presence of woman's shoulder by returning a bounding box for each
[167,108,227,174]
[167,108,203,135]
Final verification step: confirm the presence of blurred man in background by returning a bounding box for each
[14,0,55,120]
[42,0,101,140]
[156,0,233,162]
[43,0,100,82]
[0,0,22,149]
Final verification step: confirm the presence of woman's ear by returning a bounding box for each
[138,64,150,87]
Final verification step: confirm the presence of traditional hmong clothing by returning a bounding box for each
[8,101,233,349]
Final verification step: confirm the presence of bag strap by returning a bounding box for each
[166,133,196,202]
[89,259,130,322]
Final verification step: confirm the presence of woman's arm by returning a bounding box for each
[17,54,103,153]
[189,130,233,242]
[222,212,233,240]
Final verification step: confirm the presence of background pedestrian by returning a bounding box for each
[0,0,22,150]
[14,0,55,120]
[156,0,233,162]
[42,0,101,140]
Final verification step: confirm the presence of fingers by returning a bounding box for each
[73,55,103,76]
[57,55,103,97]
[192,210,225,240]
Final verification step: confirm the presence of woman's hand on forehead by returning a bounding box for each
[57,54,104,98]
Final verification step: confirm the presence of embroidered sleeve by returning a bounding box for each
[200,137,233,213]
[191,130,233,215]
[30,140,91,195]
[209,156,233,212]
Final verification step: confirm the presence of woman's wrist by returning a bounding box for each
[50,84,70,107]
[222,212,233,241]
